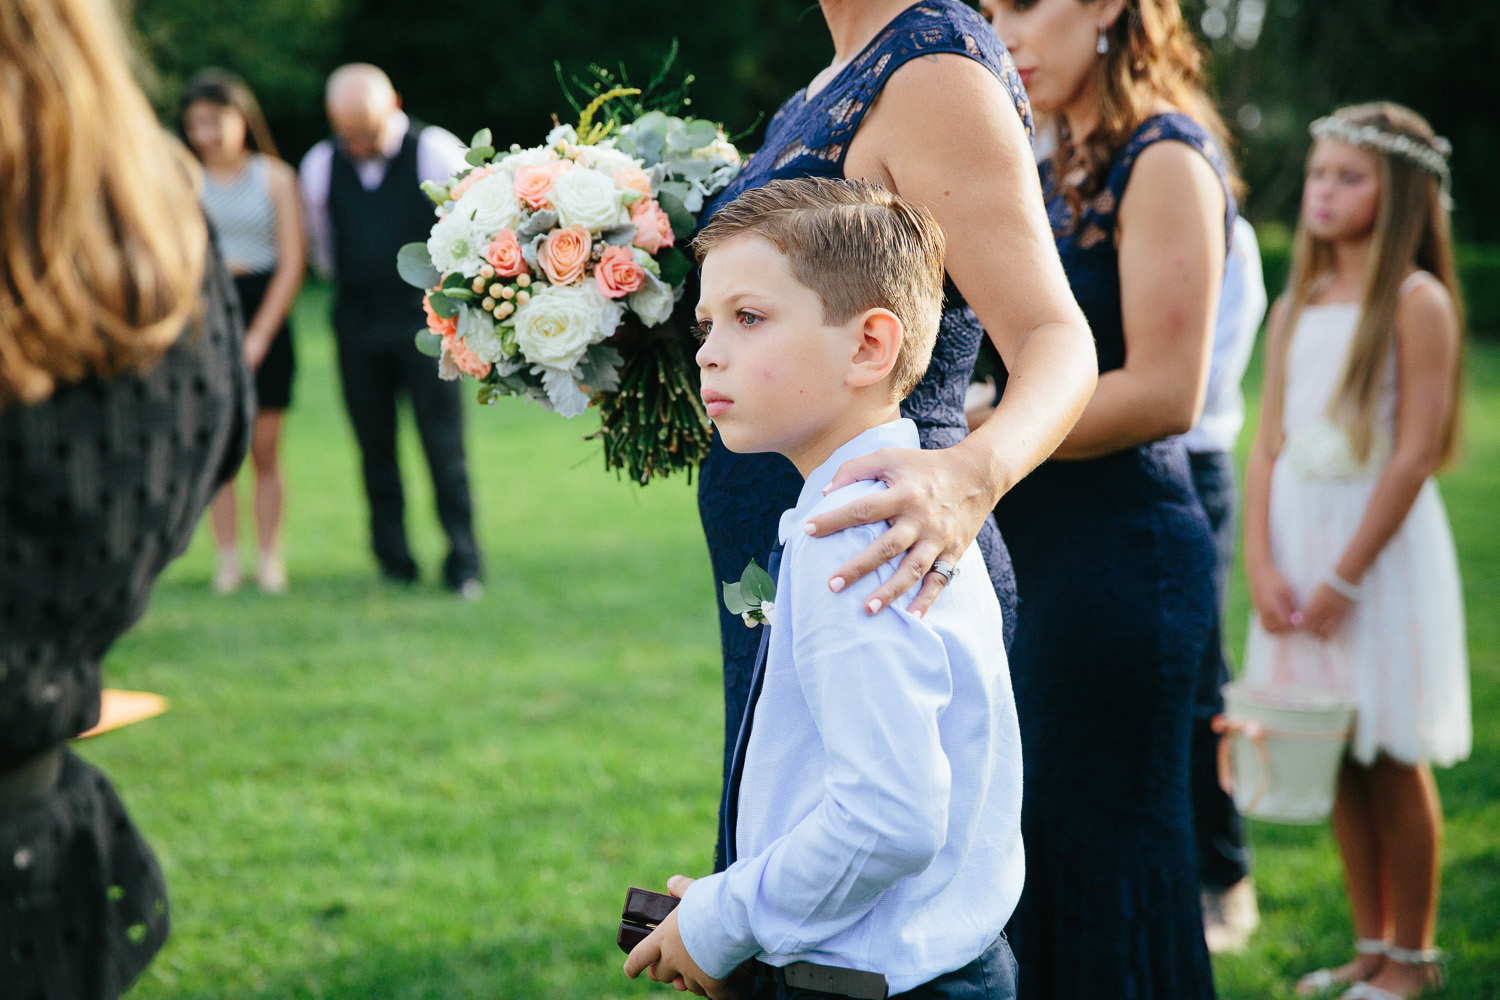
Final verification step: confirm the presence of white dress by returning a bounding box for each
[1243,274,1471,767]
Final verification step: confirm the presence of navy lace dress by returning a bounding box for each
[695,0,1031,862]
[994,114,1233,998]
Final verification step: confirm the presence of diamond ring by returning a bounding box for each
[928,560,958,585]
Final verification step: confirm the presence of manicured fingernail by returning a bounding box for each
[803,522,816,536]
[829,576,845,593]
[822,483,832,494]
[866,598,882,614]
[1290,612,1304,626]
[912,608,924,619]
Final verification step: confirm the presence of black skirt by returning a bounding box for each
[234,271,295,411]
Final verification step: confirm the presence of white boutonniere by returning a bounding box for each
[723,559,776,628]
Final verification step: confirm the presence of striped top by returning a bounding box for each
[202,154,279,276]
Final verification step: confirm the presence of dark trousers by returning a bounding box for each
[333,306,480,587]
[750,935,1017,1000]
[1187,449,1251,890]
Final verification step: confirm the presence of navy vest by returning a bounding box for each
[327,123,436,328]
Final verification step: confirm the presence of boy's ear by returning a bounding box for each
[846,308,903,390]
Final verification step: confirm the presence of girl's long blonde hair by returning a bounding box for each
[1,0,207,405]
[1054,0,1239,220]
[1273,102,1464,467]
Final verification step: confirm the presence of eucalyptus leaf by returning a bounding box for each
[670,158,714,183]
[470,128,492,149]
[397,242,441,289]
[656,188,697,239]
[428,293,458,319]
[741,560,776,603]
[722,581,752,615]
[464,146,495,167]
[682,118,720,149]
[441,271,471,290]
[414,329,444,358]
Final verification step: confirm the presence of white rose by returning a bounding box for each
[550,167,629,232]
[426,209,488,278]
[546,123,579,148]
[453,170,522,234]
[496,145,561,173]
[627,270,677,327]
[513,282,623,372]
[457,307,506,364]
[575,141,642,176]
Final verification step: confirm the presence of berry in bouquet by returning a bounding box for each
[397,53,743,483]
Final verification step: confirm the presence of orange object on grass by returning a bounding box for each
[77,689,168,738]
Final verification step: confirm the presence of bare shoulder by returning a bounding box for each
[1122,139,1224,210]
[1396,273,1460,352]
[264,156,298,190]
[870,52,1016,127]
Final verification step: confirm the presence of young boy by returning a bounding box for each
[623,178,1023,1000]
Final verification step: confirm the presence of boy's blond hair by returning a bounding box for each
[693,178,946,400]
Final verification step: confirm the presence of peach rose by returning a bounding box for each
[538,225,592,285]
[593,245,646,299]
[423,294,458,338]
[449,166,493,202]
[513,162,570,211]
[485,229,528,277]
[630,198,675,254]
[446,333,492,379]
[614,166,653,197]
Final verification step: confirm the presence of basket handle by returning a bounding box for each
[1213,714,1271,814]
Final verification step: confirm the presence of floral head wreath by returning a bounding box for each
[1310,114,1454,209]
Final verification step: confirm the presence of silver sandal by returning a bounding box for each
[1296,938,1388,996]
[1339,946,1446,1000]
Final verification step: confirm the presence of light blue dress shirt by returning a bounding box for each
[1182,216,1269,454]
[676,419,1024,995]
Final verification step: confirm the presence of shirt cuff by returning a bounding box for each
[675,873,757,980]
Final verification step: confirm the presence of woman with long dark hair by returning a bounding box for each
[179,69,304,594]
[979,0,1238,994]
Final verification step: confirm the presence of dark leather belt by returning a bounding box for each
[0,746,64,814]
[753,959,888,1000]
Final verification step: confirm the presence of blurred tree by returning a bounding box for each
[128,0,1496,241]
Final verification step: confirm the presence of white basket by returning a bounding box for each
[1216,682,1355,824]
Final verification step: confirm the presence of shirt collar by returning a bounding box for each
[778,418,919,544]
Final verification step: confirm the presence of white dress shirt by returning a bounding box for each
[1182,215,1268,454]
[297,109,469,278]
[676,419,1024,995]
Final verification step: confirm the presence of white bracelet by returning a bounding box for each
[1323,570,1363,601]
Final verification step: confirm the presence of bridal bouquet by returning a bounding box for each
[398,70,742,483]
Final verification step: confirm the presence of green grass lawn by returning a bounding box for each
[87,286,1497,999]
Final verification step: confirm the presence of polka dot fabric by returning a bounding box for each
[0,233,251,997]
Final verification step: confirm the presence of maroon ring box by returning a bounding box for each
[617,887,680,953]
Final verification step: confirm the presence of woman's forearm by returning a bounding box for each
[963,319,1097,503]
[1049,365,1203,461]
[1242,440,1275,573]
[245,263,303,345]
[1334,453,1435,583]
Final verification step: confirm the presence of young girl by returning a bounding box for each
[1244,102,1469,1000]
[179,70,305,593]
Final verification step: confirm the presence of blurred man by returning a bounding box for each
[299,64,482,597]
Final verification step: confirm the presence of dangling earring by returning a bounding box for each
[1096,26,1110,55]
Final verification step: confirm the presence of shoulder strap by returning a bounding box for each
[1092,112,1236,250]
[828,0,1034,163]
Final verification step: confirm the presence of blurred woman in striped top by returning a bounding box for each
[179,70,305,593]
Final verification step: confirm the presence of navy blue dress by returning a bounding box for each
[695,0,1032,864]
[995,114,1233,998]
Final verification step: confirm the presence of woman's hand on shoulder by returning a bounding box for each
[804,444,995,618]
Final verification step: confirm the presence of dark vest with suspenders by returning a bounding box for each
[327,120,436,341]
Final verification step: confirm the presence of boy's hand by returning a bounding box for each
[624,876,739,999]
